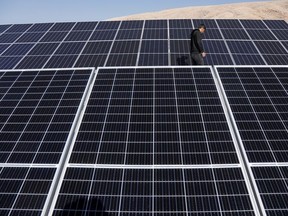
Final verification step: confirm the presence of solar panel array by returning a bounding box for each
[0,19,287,70]
[0,19,288,216]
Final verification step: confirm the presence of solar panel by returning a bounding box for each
[0,68,93,164]
[69,67,239,165]
[216,66,288,163]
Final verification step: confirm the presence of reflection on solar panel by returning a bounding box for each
[0,18,288,215]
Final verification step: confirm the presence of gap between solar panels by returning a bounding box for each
[39,67,97,216]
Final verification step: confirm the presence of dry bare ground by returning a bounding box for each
[109,0,288,22]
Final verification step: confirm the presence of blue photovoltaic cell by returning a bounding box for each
[54,42,86,54]
[140,40,168,53]
[16,32,45,43]
[44,55,79,68]
[72,22,98,31]
[5,24,32,33]
[203,40,229,54]
[254,41,287,54]
[232,55,266,65]
[82,41,112,54]
[27,43,60,55]
[205,54,234,65]
[15,56,50,69]
[240,20,267,29]
[193,19,218,29]
[0,33,23,43]
[246,29,277,40]
[64,31,93,41]
[138,54,169,66]
[96,21,120,30]
[273,30,288,40]
[40,31,68,42]
[120,20,144,29]
[49,22,75,31]
[0,56,23,69]
[2,43,34,56]
[170,40,190,53]
[145,20,167,28]
[169,29,191,39]
[282,42,288,50]
[106,54,138,66]
[169,19,193,29]
[110,41,140,53]
[75,54,107,67]
[264,20,288,29]
[221,29,250,40]
[27,23,54,32]
[0,44,10,54]
[201,29,223,39]
[116,29,142,40]
[89,30,117,41]
[262,55,288,65]
[226,41,259,54]
[216,19,243,29]
[0,25,12,33]
[143,29,168,39]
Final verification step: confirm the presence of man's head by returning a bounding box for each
[198,24,206,33]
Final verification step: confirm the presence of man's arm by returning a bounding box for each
[195,31,204,53]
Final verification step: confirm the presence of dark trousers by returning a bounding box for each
[191,53,204,65]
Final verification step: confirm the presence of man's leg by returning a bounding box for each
[191,53,204,65]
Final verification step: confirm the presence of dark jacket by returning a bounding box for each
[190,29,204,54]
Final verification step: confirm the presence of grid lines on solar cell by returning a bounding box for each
[0,68,92,164]
[0,166,56,215]
[217,66,288,163]
[252,166,288,216]
[70,67,238,165]
[53,167,256,215]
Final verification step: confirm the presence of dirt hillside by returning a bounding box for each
[109,0,288,21]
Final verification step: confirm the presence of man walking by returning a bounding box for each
[190,24,206,65]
